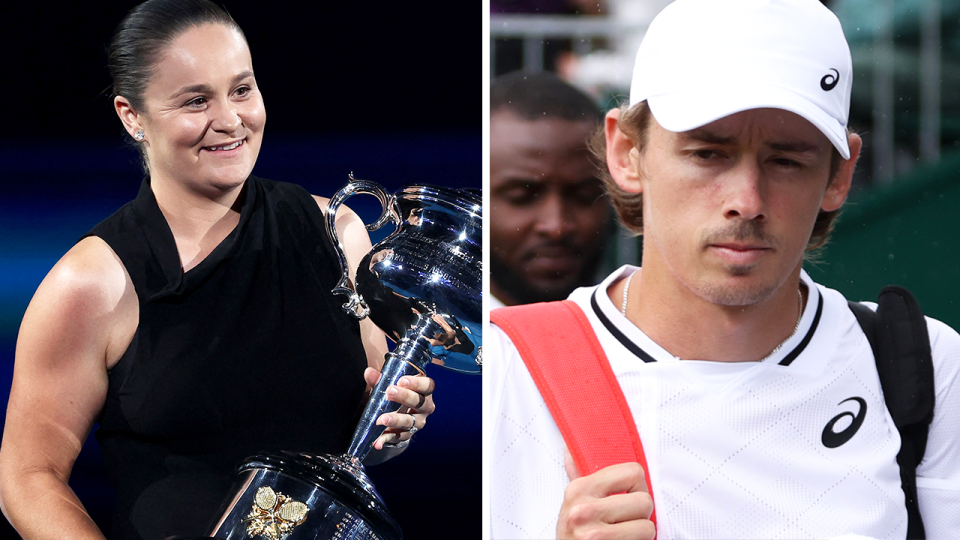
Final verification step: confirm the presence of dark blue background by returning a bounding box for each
[0,2,480,538]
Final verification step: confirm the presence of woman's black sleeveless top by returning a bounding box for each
[86,176,368,540]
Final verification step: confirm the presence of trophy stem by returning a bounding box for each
[346,316,443,461]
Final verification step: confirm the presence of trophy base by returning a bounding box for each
[208,452,402,540]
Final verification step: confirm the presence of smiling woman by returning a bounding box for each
[0,1,439,539]
[114,21,268,270]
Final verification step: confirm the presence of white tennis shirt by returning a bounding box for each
[486,266,960,539]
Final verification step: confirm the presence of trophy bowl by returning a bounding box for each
[329,179,483,460]
[205,177,481,540]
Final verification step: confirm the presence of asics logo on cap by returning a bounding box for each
[820,68,840,91]
[821,397,866,448]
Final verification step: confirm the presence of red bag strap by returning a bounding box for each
[491,300,656,523]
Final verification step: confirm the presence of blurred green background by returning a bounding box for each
[807,153,960,329]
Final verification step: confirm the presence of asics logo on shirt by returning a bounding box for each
[821,397,867,448]
[821,68,840,91]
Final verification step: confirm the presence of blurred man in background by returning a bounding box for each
[490,71,611,308]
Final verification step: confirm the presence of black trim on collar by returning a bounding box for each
[590,291,657,363]
[589,284,824,366]
[778,291,823,366]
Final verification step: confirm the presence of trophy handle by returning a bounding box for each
[325,174,398,319]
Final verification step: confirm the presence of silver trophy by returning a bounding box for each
[206,177,481,540]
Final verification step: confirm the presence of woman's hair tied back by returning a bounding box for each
[107,0,243,111]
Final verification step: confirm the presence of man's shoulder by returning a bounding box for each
[490,300,589,360]
[490,288,607,346]
[925,315,960,370]
[489,269,617,318]
[490,299,578,316]
[815,280,960,386]
[822,280,960,347]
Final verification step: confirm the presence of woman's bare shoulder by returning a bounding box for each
[22,236,138,369]
[49,236,132,301]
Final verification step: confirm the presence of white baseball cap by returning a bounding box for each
[629,0,853,159]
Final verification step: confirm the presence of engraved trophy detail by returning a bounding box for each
[206,177,481,540]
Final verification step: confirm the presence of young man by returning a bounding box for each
[486,1,960,539]
[490,71,611,308]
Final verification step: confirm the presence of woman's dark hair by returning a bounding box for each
[108,0,243,111]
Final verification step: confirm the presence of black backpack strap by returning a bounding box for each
[848,285,935,540]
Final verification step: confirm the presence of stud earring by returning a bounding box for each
[134,129,145,141]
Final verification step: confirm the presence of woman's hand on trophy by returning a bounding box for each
[363,367,437,451]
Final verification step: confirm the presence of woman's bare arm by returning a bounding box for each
[314,196,390,369]
[0,237,138,539]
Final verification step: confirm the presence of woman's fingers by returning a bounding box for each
[386,376,436,414]
[366,370,437,452]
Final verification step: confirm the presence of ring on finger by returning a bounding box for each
[415,392,427,409]
[407,413,419,434]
